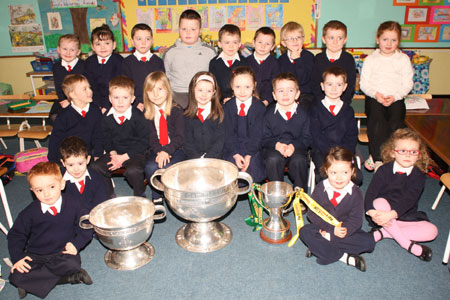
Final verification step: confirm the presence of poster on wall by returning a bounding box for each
[9,24,45,52]
[50,0,97,9]
[9,4,37,25]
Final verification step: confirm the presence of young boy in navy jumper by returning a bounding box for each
[278,22,314,108]
[246,27,280,106]
[84,24,123,112]
[47,74,103,163]
[122,23,165,111]
[209,24,246,102]
[60,136,108,211]
[262,73,311,190]
[91,75,150,197]
[50,34,85,121]
[310,66,362,185]
[8,162,93,299]
[310,20,356,104]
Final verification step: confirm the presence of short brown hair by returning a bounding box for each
[58,34,81,49]
[322,66,347,83]
[91,24,115,43]
[322,20,347,37]
[28,162,62,183]
[179,9,201,27]
[272,72,299,91]
[377,21,401,40]
[219,24,241,41]
[59,136,89,161]
[109,75,135,96]
[62,74,89,101]
[254,26,276,43]
[131,23,153,38]
[320,146,357,181]
[280,22,304,40]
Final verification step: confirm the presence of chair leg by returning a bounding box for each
[19,137,25,152]
[0,138,7,149]
[432,185,446,210]
[0,180,13,228]
[443,229,450,264]
[0,221,8,235]
[308,161,316,194]
[34,140,42,148]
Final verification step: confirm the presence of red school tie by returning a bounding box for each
[101,58,106,64]
[286,111,292,120]
[330,191,340,207]
[227,60,233,67]
[329,105,336,116]
[67,65,72,72]
[141,57,147,62]
[259,60,264,64]
[197,108,205,123]
[330,59,335,63]
[239,103,246,116]
[159,109,169,146]
[81,110,86,118]
[118,116,125,125]
[49,206,58,216]
[396,171,405,175]
[79,180,85,194]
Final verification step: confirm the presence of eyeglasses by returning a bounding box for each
[283,36,304,42]
[394,149,420,156]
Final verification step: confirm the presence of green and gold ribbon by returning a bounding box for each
[245,184,264,231]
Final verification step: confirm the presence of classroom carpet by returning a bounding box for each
[0,137,449,300]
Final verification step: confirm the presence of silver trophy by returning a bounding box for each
[151,158,253,253]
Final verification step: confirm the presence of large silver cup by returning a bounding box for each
[79,196,166,270]
[151,158,253,253]
[252,181,293,244]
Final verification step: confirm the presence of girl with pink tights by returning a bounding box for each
[365,128,438,261]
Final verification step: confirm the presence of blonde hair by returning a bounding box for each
[381,128,430,173]
[61,74,89,101]
[280,21,304,40]
[28,162,62,184]
[143,71,174,120]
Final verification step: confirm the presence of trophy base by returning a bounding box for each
[260,219,292,244]
[104,242,155,270]
[176,221,232,253]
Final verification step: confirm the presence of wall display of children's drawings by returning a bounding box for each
[228,6,245,30]
[195,6,209,29]
[265,4,283,30]
[430,6,450,23]
[9,4,37,25]
[419,0,444,5]
[401,24,416,41]
[8,4,45,53]
[155,8,172,33]
[246,5,265,30]
[209,6,227,31]
[415,24,440,41]
[394,0,419,5]
[136,8,155,30]
[439,23,450,40]
[405,7,430,23]
[47,12,63,30]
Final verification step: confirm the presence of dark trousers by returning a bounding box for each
[300,224,375,265]
[173,91,189,110]
[263,148,308,189]
[224,151,266,183]
[91,153,146,196]
[9,253,81,299]
[365,96,406,161]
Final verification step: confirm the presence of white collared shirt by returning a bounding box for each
[134,50,153,62]
[326,49,342,61]
[71,102,90,117]
[63,169,91,193]
[287,50,300,63]
[61,58,79,71]
[198,101,211,120]
[323,179,354,205]
[41,196,62,215]
[218,52,240,66]
[254,53,270,64]
[235,97,252,116]
[274,102,298,120]
[321,97,343,115]
[97,54,111,64]
[153,103,171,144]
[107,106,133,125]
[393,161,413,176]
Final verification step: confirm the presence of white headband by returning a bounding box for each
[196,74,215,85]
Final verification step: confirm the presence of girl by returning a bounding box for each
[300,147,375,272]
[365,128,438,262]
[223,66,266,182]
[143,72,185,204]
[183,72,225,159]
[360,21,414,171]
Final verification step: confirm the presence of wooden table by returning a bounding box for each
[26,71,53,97]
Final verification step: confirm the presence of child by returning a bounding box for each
[223,66,266,182]
[310,20,356,104]
[246,26,280,106]
[278,22,314,107]
[209,24,246,102]
[91,75,150,197]
[365,128,438,262]
[164,9,216,109]
[60,136,108,211]
[360,21,413,171]
[143,72,185,204]
[84,24,123,112]
[122,23,165,111]
[50,34,85,121]
[8,162,92,299]
[310,66,362,185]
[183,72,224,159]
[47,74,103,163]
[300,147,375,272]
[262,73,311,190]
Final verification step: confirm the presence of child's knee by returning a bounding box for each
[373,197,391,211]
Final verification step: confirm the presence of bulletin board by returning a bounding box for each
[120,0,317,51]
[317,0,450,48]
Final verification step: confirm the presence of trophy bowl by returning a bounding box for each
[151,158,253,253]
[79,196,166,270]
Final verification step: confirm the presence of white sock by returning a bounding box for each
[339,253,355,266]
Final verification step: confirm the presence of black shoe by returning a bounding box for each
[18,287,27,299]
[305,248,312,258]
[347,254,366,272]
[370,227,383,241]
[408,241,432,262]
[78,268,93,285]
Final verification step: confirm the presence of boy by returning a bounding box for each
[246,26,280,106]
[91,75,150,197]
[8,162,92,299]
[47,74,103,163]
[60,136,108,211]
[84,24,123,112]
[122,23,164,111]
[310,20,356,104]
[262,73,311,190]
[309,66,362,184]
[164,9,216,109]
[278,22,314,108]
[209,24,246,102]
[50,34,85,121]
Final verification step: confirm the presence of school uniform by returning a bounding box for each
[209,52,246,100]
[310,50,356,104]
[8,195,91,299]
[47,103,103,163]
[84,53,123,110]
[121,51,165,106]
[300,180,375,265]
[262,102,311,189]
[246,53,280,104]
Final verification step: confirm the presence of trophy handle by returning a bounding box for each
[153,204,166,220]
[251,184,269,213]
[236,171,253,195]
[150,169,165,191]
[79,214,93,230]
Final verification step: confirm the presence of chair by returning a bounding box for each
[0,95,31,149]
[17,119,52,151]
[431,173,450,210]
